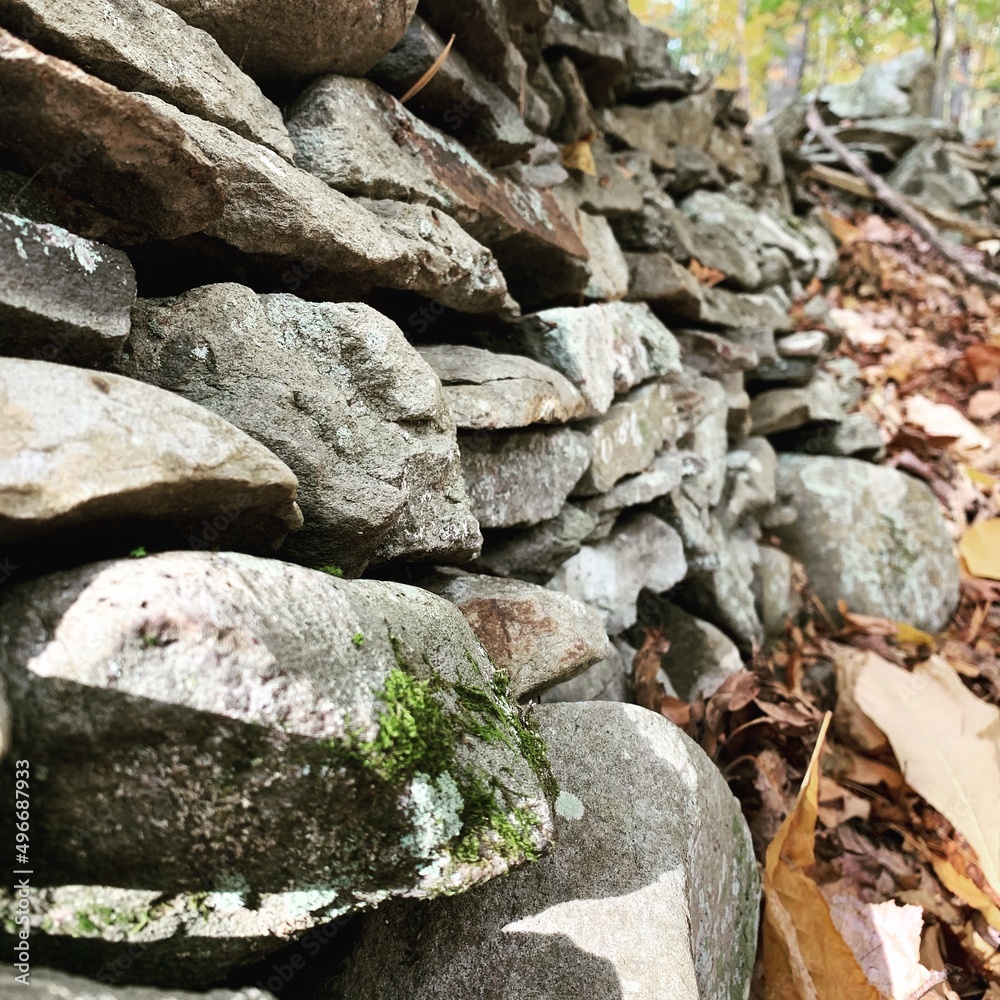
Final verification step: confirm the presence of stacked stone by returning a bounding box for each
[0,2,960,999]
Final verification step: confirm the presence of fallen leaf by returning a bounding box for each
[960,519,1000,581]
[762,713,882,999]
[904,395,992,451]
[968,389,1000,421]
[689,257,726,287]
[966,343,1000,385]
[827,895,935,999]
[830,308,890,350]
[853,653,1000,900]
[932,857,1000,931]
[560,137,597,176]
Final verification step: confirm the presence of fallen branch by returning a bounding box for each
[804,105,1000,295]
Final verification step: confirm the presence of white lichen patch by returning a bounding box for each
[401,771,464,859]
[555,790,585,821]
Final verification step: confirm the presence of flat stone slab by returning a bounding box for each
[0,358,302,563]
[2,0,293,158]
[134,94,512,315]
[121,285,480,575]
[502,301,681,417]
[430,572,612,699]
[0,211,135,364]
[330,702,760,1000]
[285,76,587,304]
[460,426,593,529]
[0,31,224,239]
[0,552,555,985]
[418,345,586,429]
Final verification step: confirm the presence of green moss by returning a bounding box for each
[318,565,344,577]
[74,911,101,934]
[352,632,365,647]
[360,668,455,784]
[129,546,147,558]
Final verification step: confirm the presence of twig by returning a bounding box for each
[903,969,948,1000]
[804,105,1000,295]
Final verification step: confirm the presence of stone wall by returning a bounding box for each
[0,3,960,999]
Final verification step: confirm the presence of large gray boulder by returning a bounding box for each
[0,552,555,985]
[819,49,935,120]
[153,0,418,84]
[119,285,479,575]
[0,0,293,158]
[0,212,136,365]
[773,455,959,631]
[0,358,302,562]
[329,702,760,1000]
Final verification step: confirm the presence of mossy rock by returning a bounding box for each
[0,552,556,987]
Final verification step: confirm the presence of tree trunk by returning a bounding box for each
[735,0,750,110]
[932,0,957,119]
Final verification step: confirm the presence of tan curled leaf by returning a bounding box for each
[560,138,597,176]
[854,653,1000,900]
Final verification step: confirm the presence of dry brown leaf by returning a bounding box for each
[966,343,1000,385]
[932,857,1000,931]
[763,713,883,999]
[827,895,935,999]
[853,653,1000,900]
[689,257,726,287]
[560,137,597,176]
[960,518,1000,581]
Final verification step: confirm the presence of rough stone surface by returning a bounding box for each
[460,427,593,529]
[579,212,630,301]
[330,702,760,1000]
[580,449,704,516]
[636,602,743,701]
[774,455,959,631]
[418,345,586,429]
[625,252,704,315]
[0,357,302,561]
[750,375,845,435]
[285,76,588,302]
[758,544,800,638]
[0,552,555,984]
[549,513,687,634]
[0,0,293,158]
[500,302,681,418]
[429,573,612,699]
[0,32,224,239]
[135,94,512,315]
[888,137,987,213]
[539,638,632,704]
[0,211,136,364]
[819,48,935,120]
[118,285,479,575]
[153,0,418,84]
[368,16,535,168]
[575,379,686,495]
[0,966,274,998]
[475,505,601,583]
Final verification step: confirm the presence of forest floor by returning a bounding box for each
[640,210,1000,1000]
